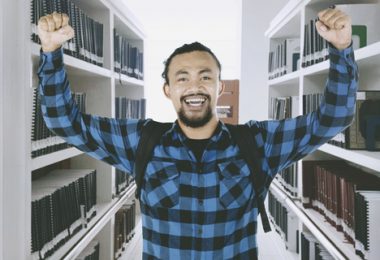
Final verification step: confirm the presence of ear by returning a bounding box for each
[218,81,225,97]
[163,83,171,99]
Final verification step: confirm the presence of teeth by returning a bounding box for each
[184,98,206,106]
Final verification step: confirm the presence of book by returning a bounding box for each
[30,0,104,66]
[31,169,97,259]
[31,88,87,158]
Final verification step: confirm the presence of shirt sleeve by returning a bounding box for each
[37,47,145,175]
[248,43,358,178]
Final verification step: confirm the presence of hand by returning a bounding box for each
[37,12,75,52]
[316,7,352,50]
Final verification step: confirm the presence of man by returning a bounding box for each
[37,7,357,259]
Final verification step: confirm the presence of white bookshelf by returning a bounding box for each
[266,0,380,259]
[1,0,145,259]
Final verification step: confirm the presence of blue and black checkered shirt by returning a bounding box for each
[38,44,357,259]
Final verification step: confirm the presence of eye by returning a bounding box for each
[201,76,211,80]
[177,77,187,82]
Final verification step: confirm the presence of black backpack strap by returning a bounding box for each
[134,120,173,199]
[226,124,272,233]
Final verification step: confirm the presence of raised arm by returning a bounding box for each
[249,7,358,177]
[37,12,145,174]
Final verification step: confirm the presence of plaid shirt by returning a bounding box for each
[38,45,358,259]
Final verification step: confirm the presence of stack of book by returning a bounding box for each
[302,160,380,256]
[114,30,144,80]
[114,201,137,259]
[76,240,100,260]
[31,88,86,158]
[115,96,146,120]
[31,0,104,67]
[31,169,97,259]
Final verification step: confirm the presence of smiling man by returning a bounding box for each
[37,7,358,260]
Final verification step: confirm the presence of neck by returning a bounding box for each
[178,117,219,139]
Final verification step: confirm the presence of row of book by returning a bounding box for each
[115,169,135,196]
[301,231,334,260]
[31,0,104,67]
[270,91,380,151]
[269,93,324,120]
[31,88,86,158]
[302,160,380,259]
[268,190,298,253]
[76,241,100,260]
[114,200,137,259]
[269,189,337,259]
[31,169,97,259]
[114,30,144,80]
[329,91,380,151]
[302,18,368,68]
[275,163,298,197]
[354,191,380,260]
[115,97,146,120]
[269,96,298,120]
[302,19,329,68]
[268,38,300,79]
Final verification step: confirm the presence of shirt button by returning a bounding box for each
[198,199,204,206]
[198,228,202,235]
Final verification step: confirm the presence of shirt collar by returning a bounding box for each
[168,120,232,144]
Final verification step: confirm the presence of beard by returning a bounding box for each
[177,104,213,128]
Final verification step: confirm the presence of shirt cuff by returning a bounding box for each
[328,41,354,58]
[37,47,64,75]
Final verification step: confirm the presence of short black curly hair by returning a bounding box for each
[161,42,222,85]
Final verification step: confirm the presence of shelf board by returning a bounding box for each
[114,72,144,87]
[270,183,350,259]
[318,143,380,173]
[306,0,379,7]
[268,70,300,86]
[31,147,84,171]
[294,201,361,260]
[31,42,112,78]
[301,59,329,76]
[265,0,303,39]
[60,184,137,260]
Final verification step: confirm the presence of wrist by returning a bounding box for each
[332,41,351,51]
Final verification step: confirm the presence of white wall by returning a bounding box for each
[240,0,288,122]
[124,0,242,122]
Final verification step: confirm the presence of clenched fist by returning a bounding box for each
[38,12,75,52]
[316,7,352,50]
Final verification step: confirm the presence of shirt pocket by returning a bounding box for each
[218,159,253,209]
[143,161,180,208]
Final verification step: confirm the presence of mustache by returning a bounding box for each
[180,93,210,102]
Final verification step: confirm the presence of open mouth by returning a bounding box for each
[181,94,209,107]
[184,96,206,106]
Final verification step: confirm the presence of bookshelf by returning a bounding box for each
[265,0,380,259]
[1,0,145,259]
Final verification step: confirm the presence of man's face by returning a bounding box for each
[163,51,224,128]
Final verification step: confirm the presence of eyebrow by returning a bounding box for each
[175,68,213,76]
[175,70,189,77]
[199,68,212,74]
